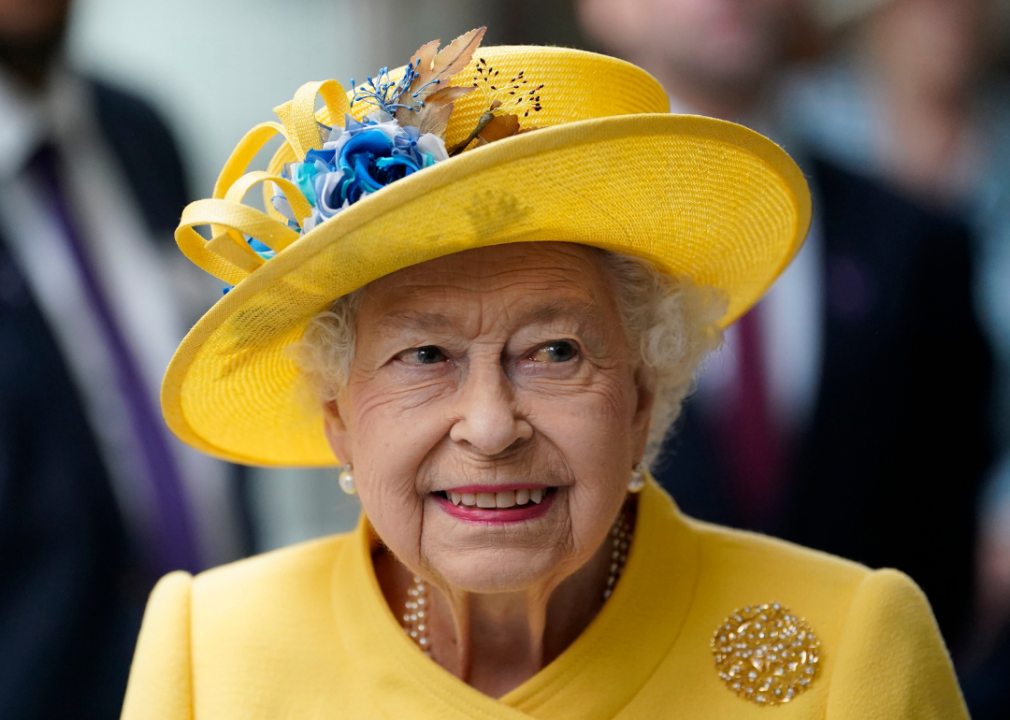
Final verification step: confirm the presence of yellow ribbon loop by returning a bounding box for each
[192,81,353,276]
[209,122,294,231]
[212,122,289,200]
[186,198,302,253]
[224,171,314,230]
[176,225,259,287]
[175,198,303,285]
[262,143,301,224]
[273,79,350,160]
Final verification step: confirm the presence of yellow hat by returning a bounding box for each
[162,34,811,467]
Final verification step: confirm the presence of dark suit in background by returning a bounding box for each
[0,81,190,720]
[657,158,994,653]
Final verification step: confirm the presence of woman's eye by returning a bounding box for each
[398,346,447,365]
[530,341,577,363]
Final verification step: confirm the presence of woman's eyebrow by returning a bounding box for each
[374,299,601,338]
[375,311,463,335]
[510,300,598,331]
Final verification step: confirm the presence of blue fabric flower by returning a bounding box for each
[336,128,419,202]
[271,112,448,234]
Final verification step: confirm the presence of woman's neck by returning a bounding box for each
[374,509,624,697]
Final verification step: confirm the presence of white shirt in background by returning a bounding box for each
[0,65,244,568]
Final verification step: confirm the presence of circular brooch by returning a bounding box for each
[711,603,821,706]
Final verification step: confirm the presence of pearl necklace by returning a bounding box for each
[403,505,635,656]
[604,504,633,600]
[403,576,431,655]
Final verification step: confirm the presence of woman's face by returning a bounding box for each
[324,242,654,594]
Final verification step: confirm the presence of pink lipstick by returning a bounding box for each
[432,487,556,524]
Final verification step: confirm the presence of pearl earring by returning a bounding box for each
[338,464,356,495]
[628,463,647,493]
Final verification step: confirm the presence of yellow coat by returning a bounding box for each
[121,481,969,719]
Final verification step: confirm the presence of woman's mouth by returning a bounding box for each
[431,486,556,523]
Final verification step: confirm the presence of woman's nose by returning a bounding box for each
[449,362,533,455]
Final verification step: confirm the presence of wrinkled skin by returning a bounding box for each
[323,242,655,695]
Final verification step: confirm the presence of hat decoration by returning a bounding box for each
[257,27,544,260]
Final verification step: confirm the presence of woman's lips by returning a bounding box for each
[432,487,556,523]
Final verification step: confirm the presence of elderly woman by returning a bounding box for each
[122,33,968,719]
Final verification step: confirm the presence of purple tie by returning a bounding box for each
[722,303,787,529]
[30,143,199,575]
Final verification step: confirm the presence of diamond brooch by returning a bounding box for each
[711,603,821,706]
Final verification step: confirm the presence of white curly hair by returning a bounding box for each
[296,248,725,468]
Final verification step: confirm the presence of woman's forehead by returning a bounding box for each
[360,243,615,323]
[357,241,614,333]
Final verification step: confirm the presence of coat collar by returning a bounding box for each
[330,478,700,719]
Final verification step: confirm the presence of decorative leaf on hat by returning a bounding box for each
[261,27,543,256]
[479,113,520,142]
[396,27,486,128]
[410,38,441,87]
[415,85,475,135]
[410,27,485,100]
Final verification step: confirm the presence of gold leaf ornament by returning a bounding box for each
[409,38,441,90]
[712,603,821,706]
[395,27,485,129]
[473,113,520,146]
[420,26,486,94]
[416,86,475,136]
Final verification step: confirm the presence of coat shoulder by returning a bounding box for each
[660,515,967,718]
[192,532,350,605]
[688,515,872,593]
[123,535,358,719]
[187,532,353,647]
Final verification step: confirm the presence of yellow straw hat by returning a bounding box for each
[163,35,811,467]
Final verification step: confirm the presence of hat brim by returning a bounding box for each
[162,113,811,467]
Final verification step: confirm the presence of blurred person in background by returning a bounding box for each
[577,0,993,666]
[781,0,1010,713]
[0,0,246,718]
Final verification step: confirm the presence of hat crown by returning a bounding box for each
[343,46,670,152]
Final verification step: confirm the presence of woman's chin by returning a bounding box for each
[423,544,567,595]
[416,489,573,592]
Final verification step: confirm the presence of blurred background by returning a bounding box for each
[1,0,1008,717]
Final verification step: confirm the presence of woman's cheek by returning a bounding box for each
[348,377,456,546]
[525,378,637,497]
[528,375,635,440]
[349,367,450,442]
[356,387,456,472]
[351,425,427,568]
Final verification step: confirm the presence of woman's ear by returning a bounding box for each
[322,400,352,463]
